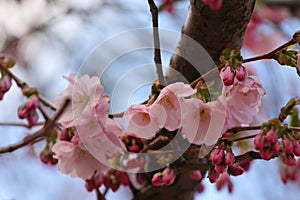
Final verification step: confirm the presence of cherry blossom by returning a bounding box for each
[154,82,195,131]
[0,75,12,100]
[53,74,108,127]
[181,98,225,145]
[221,77,266,127]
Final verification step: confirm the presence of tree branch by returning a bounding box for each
[0,99,69,154]
[147,0,166,86]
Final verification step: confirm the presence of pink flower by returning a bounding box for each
[220,64,235,86]
[85,171,103,192]
[221,77,266,127]
[210,147,224,165]
[53,74,108,127]
[216,173,233,193]
[224,148,235,166]
[154,82,195,131]
[52,131,109,180]
[181,98,225,145]
[202,0,224,11]
[123,104,166,139]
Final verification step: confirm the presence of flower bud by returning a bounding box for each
[115,171,129,186]
[293,140,300,156]
[136,173,145,185]
[235,64,247,82]
[224,149,235,166]
[266,128,277,143]
[208,167,220,183]
[210,148,224,165]
[26,95,39,110]
[0,75,12,93]
[27,110,39,126]
[281,153,296,166]
[162,167,175,185]
[282,137,294,154]
[85,171,103,192]
[254,132,265,150]
[151,172,163,186]
[271,140,280,153]
[198,183,205,193]
[220,65,235,86]
[260,147,272,160]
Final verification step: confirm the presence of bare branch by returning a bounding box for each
[0,121,44,128]
[147,0,166,86]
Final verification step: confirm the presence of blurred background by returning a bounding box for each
[0,0,300,199]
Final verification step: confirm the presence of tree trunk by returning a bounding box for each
[133,0,255,199]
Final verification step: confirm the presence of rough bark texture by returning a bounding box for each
[133,1,255,200]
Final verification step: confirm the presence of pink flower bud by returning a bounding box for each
[210,148,224,165]
[18,104,27,119]
[151,172,163,186]
[259,147,272,160]
[281,153,296,166]
[266,128,277,143]
[220,65,235,86]
[228,164,244,176]
[162,167,175,185]
[59,128,75,141]
[104,170,120,192]
[26,95,39,110]
[280,167,288,184]
[283,137,294,154]
[271,141,280,153]
[39,148,58,165]
[216,173,233,193]
[190,170,202,181]
[235,64,247,82]
[222,132,231,138]
[85,171,103,192]
[293,140,300,156]
[254,132,265,150]
[115,171,129,186]
[208,167,220,183]
[224,149,235,166]
[215,163,227,174]
[0,75,12,93]
[27,110,39,126]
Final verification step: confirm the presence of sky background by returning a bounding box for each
[0,0,300,199]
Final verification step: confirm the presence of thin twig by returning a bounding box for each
[0,121,45,128]
[96,188,106,200]
[147,0,166,86]
[0,99,70,154]
[226,125,262,133]
[233,134,259,142]
[0,59,57,111]
[108,112,124,118]
[190,39,296,88]
[38,105,50,121]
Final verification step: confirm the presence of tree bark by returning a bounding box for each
[133,0,255,200]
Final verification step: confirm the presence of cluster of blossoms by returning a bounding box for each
[0,74,12,100]
[121,132,144,153]
[51,74,125,184]
[254,126,300,166]
[124,67,265,146]
[202,0,224,11]
[17,95,39,126]
[208,142,251,193]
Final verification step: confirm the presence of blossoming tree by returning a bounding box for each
[0,0,300,200]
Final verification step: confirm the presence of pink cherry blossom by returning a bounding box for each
[221,77,266,127]
[154,82,195,131]
[162,167,175,185]
[235,64,247,82]
[52,131,108,180]
[0,75,12,100]
[53,74,108,127]
[123,104,166,139]
[181,98,225,145]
